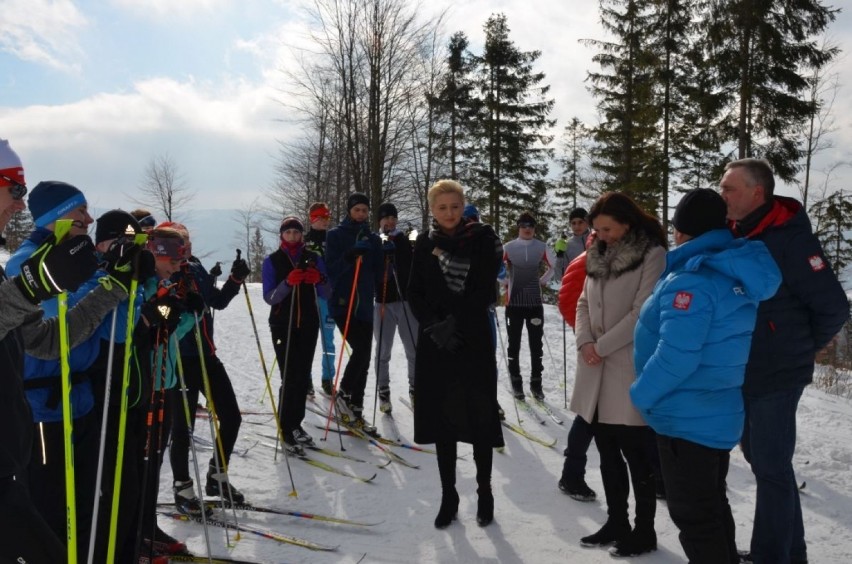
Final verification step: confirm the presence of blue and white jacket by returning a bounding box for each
[630,229,781,449]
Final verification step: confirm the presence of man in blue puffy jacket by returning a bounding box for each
[632,188,781,563]
[720,159,849,564]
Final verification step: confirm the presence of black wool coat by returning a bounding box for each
[408,222,505,447]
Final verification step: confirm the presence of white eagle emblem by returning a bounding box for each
[673,291,692,311]
[808,255,826,272]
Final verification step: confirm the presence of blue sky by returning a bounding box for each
[1,0,850,221]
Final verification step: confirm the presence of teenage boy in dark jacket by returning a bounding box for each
[325,193,383,433]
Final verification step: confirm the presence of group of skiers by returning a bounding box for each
[1,133,849,564]
[0,140,251,563]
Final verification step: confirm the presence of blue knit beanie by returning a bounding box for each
[28,181,87,228]
[463,203,480,221]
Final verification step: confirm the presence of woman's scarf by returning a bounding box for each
[429,219,501,294]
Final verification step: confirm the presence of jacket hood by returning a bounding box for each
[667,228,780,302]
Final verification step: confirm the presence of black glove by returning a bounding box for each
[382,239,396,256]
[230,258,250,281]
[141,293,185,331]
[102,237,142,291]
[352,237,371,256]
[15,234,98,304]
[137,250,156,281]
[209,262,223,278]
[183,291,206,314]
[425,315,464,352]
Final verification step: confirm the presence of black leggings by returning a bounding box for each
[169,355,242,481]
[333,316,373,407]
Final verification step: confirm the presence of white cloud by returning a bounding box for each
[110,0,228,20]
[0,76,284,147]
[0,0,87,73]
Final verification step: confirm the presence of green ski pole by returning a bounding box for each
[106,232,148,562]
[55,219,77,563]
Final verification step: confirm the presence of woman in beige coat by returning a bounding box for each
[570,192,667,558]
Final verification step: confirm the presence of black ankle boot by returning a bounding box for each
[434,489,459,529]
[476,487,494,526]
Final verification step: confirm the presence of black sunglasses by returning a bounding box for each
[0,174,27,200]
[518,221,535,228]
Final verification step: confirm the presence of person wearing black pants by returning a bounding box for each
[657,436,737,563]
[262,215,328,451]
[325,193,383,432]
[632,188,785,564]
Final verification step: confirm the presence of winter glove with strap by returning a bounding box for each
[15,233,98,304]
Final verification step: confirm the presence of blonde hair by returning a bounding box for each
[427,179,464,208]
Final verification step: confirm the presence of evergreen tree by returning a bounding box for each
[469,13,555,234]
[432,32,479,181]
[3,209,34,252]
[555,118,595,223]
[586,0,663,214]
[706,0,839,182]
[248,227,267,284]
[811,190,852,283]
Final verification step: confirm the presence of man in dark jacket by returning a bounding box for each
[720,158,849,564]
[325,193,383,433]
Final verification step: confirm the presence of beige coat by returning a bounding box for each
[570,232,666,426]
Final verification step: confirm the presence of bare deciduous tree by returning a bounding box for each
[132,153,195,221]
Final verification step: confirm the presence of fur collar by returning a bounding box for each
[586,229,655,280]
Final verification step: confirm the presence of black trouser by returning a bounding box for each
[90,405,145,563]
[505,306,544,388]
[169,355,242,482]
[271,322,319,435]
[25,410,99,563]
[593,422,656,532]
[137,387,173,556]
[436,440,493,494]
[333,316,373,408]
[658,435,738,564]
[562,414,594,482]
[0,476,65,564]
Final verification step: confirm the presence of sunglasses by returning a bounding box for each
[518,222,535,229]
[0,174,27,200]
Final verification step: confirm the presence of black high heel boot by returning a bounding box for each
[476,486,494,526]
[434,489,459,529]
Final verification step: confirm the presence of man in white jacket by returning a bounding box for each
[502,211,555,400]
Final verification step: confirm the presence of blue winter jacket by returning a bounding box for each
[325,217,382,322]
[6,229,124,422]
[631,229,781,449]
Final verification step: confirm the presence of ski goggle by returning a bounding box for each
[147,236,186,260]
[517,221,535,229]
[0,174,27,200]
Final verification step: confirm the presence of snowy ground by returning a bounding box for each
[151,284,852,564]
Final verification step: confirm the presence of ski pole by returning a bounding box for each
[494,308,522,425]
[55,218,78,564]
[87,307,118,564]
[192,311,241,541]
[563,320,568,409]
[174,347,214,561]
[313,285,345,451]
[273,282,298,461]
[323,255,363,439]
[106,232,147,562]
[238,249,298,497]
[371,254,390,425]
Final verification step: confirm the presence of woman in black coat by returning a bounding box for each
[408,179,504,529]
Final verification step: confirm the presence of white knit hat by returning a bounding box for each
[0,139,25,186]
